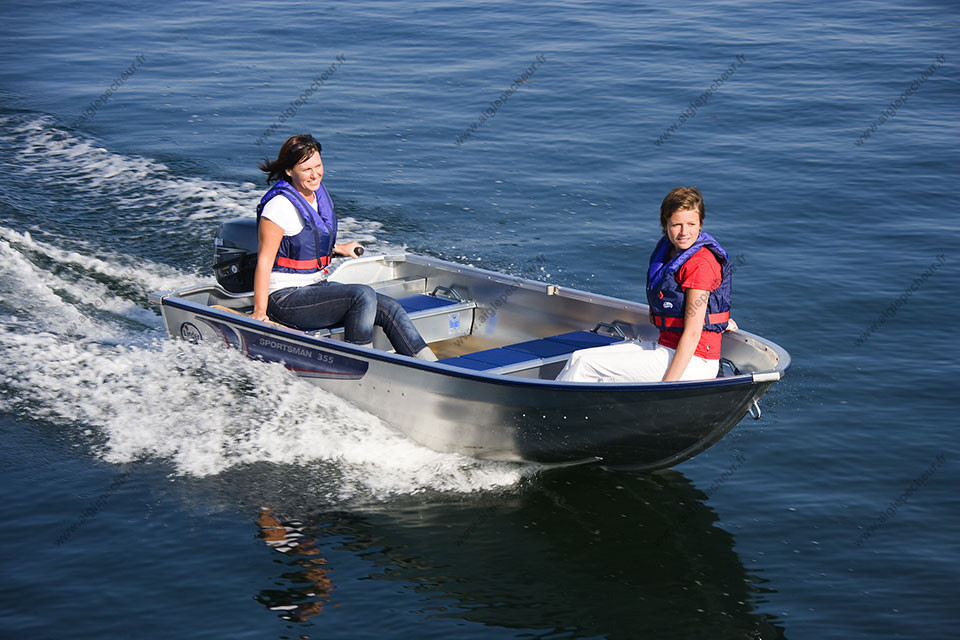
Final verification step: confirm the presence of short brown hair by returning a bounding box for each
[660,186,705,230]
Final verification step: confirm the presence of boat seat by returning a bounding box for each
[210,305,287,328]
[396,291,477,342]
[443,336,744,379]
[439,330,625,374]
[395,294,463,313]
[308,288,477,344]
[368,275,428,298]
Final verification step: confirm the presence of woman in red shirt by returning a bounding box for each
[557,186,737,383]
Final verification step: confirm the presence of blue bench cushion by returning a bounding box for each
[441,330,740,378]
[544,330,624,350]
[440,330,624,372]
[502,338,576,358]
[396,294,460,313]
[439,352,528,372]
[452,348,534,367]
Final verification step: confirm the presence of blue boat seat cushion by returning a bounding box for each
[440,330,624,372]
[440,331,742,378]
[395,294,461,313]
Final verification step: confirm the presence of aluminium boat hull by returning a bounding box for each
[151,253,790,470]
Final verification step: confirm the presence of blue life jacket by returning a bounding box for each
[256,180,337,274]
[646,232,731,333]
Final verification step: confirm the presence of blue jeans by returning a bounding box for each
[267,282,427,357]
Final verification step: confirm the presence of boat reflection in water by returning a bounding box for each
[251,467,787,639]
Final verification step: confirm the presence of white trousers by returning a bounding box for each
[555,340,719,383]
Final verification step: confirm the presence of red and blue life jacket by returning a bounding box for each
[646,232,731,333]
[256,179,337,274]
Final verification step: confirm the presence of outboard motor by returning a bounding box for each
[213,218,259,293]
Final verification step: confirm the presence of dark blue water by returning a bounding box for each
[2,1,958,638]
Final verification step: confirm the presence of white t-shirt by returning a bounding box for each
[260,194,329,294]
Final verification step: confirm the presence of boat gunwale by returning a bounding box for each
[158,291,790,393]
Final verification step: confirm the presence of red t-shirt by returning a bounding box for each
[657,247,724,359]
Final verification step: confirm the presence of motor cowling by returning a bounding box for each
[213,218,259,293]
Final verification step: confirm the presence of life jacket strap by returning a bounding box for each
[652,311,729,329]
[275,255,331,271]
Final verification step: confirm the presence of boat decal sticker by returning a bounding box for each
[179,322,202,344]
[234,327,368,379]
[197,317,243,350]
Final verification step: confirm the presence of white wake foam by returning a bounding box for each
[0,113,395,253]
[0,116,531,497]
[2,332,530,497]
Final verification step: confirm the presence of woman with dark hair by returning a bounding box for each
[252,134,436,360]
